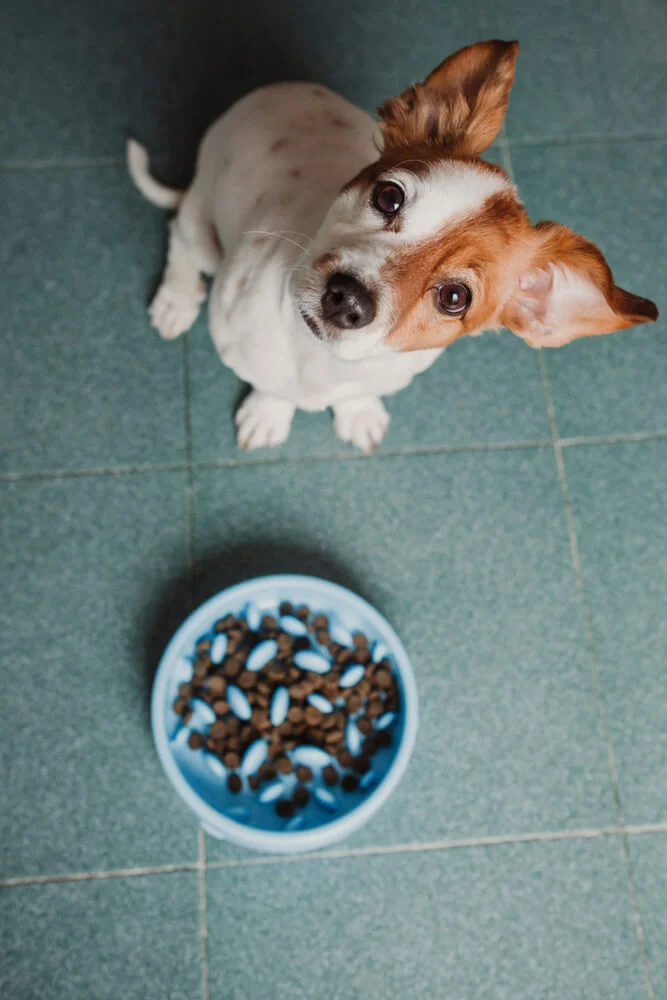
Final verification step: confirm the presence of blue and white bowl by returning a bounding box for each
[151,574,418,854]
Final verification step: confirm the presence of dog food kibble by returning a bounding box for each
[293,785,310,808]
[341,774,359,793]
[322,765,339,786]
[176,601,401,822]
[227,773,242,794]
[275,799,295,819]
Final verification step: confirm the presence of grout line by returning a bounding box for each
[0,862,199,888]
[505,132,667,149]
[559,431,667,448]
[3,432,666,486]
[0,462,188,484]
[3,823,667,889]
[538,352,656,1000]
[0,153,170,171]
[198,827,210,1000]
[206,827,620,871]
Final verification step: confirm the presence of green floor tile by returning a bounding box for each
[206,837,644,1000]
[0,473,196,878]
[0,873,200,1000]
[486,0,667,139]
[0,0,169,160]
[193,448,615,862]
[564,441,667,825]
[509,140,666,438]
[0,167,186,474]
[628,833,667,998]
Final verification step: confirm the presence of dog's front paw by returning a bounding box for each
[333,397,390,453]
[235,392,295,451]
[149,281,204,340]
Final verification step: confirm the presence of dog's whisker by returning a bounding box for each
[242,230,310,253]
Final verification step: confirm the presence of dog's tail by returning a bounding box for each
[126,139,184,210]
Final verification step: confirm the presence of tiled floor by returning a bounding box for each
[1,1,665,998]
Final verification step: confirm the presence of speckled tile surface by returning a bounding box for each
[2,0,666,996]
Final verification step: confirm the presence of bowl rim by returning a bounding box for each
[151,573,419,854]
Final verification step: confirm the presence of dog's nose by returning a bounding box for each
[321,272,376,329]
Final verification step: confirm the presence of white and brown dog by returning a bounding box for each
[128,39,657,452]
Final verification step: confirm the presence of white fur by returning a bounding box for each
[128,82,497,451]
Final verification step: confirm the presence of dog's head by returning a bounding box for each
[295,40,657,361]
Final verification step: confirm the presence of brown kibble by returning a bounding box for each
[325,730,344,747]
[357,679,372,699]
[356,649,372,665]
[336,648,355,667]
[341,774,359,793]
[206,736,218,752]
[347,693,363,714]
[275,756,293,775]
[362,737,378,756]
[283,738,298,751]
[268,738,282,759]
[224,658,242,679]
[227,773,242,794]
[257,680,272,695]
[259,762,277,781]
[238,671,255,690]
[376,730,392,749]
[275,799,295,818]
[209,675,226,696]
[277,633,293,652]
[374,668,392,688]
[226,737,241,752]
[296,765,313,783]
[277,721,293,738]
[305,705,322,726]
[178,683,192,699]
[321,713,337,731]
[312,614,328,629]
[367,700,384,719]
[279,601,293,616]
[293,785,310,808]
[193,661,208,680]
[287,705,304,724]
[227,626,244,642]
[262,615,278,631]
[188,731,203,750]
[172,697,187,715]
[268,664,288,682]
[352,632,368,649]
[213,699,229,716]
[357,716,374,737]
[225,716,240,735]
[352,754,371,775]
[315,628,331,646]
[240,724,254,743]
[252,709,271,732]
[337,749,354,768]
[248,774,261,791]
[223,752,241,769]
[295,605,310,621]
[182,709,193,725]
[322,765,339,786]
[210,720,226,740]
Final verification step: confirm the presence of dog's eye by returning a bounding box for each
[436,282,472,317]
[372,181,405,217]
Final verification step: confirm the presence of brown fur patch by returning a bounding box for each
[379,40,519,156]
[384,191,529,351]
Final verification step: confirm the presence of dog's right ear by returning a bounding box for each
[379,39,519,156]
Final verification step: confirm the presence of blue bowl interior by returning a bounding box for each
[152,576,415,843]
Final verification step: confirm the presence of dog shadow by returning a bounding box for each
[140,540,366,729]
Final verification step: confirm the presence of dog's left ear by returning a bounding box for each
[501,221,659,347]
[379,39,519,155]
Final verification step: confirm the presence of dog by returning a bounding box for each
[128,39,657,453]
